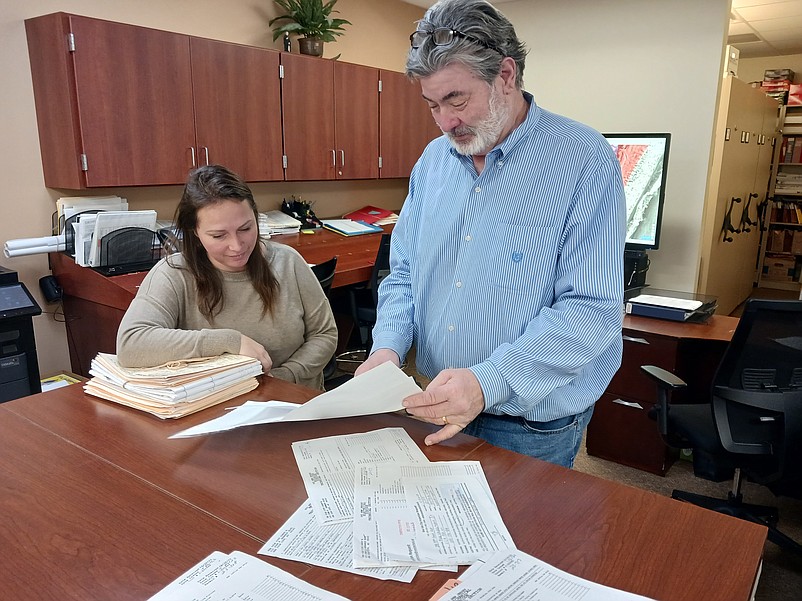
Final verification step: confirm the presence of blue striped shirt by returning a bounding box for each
[372,93,626,422]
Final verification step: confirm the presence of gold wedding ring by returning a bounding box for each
[442,415,449,425]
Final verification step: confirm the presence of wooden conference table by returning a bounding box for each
[49,226,391,377]
[1,377,766,600]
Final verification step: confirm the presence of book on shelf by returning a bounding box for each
[84,353,263,418]
[320,218,383,236]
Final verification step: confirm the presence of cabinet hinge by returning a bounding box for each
[378,80,382,93]
[279,64,284,79]
[80,154,88,171]
[282,155,288,169]
[67,32,76,52]
[378,156,383,169]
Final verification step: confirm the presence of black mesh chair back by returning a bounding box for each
[711,299,802,490]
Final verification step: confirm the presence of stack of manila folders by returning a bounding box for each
[84,353,263,418]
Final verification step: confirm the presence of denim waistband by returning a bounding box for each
[483,411,575,431]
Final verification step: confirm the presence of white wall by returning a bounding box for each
[501,0,730,292]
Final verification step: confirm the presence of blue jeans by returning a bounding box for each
[461,405,594,468]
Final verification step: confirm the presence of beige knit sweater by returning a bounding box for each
[116,242,337,390]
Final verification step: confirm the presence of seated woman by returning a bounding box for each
[116,165,337,390]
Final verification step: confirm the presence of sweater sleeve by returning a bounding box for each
[269,251,338,387]
[116,260,241,367]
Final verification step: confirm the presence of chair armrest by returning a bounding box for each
[640,365,688,437]
[641,365,688,390]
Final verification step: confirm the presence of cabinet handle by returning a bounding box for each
[622,335,649,345]
[202,146,210,166]
[612,398,643,410]
[189,147,196,167]
[340,150,345,167]
[331,150,336,167]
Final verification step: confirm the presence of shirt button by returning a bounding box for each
[474,186,481,193]
[465,234,472,241]
[448,325,455,332]
[497,160,504,168]
[455,281,462,288]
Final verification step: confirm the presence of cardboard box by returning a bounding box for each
[763,256,796,281]
[769,229,791,253]
[793,230,802,255]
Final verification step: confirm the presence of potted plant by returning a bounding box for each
[269,0,351,57]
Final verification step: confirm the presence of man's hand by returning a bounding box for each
[402,368,484,446]
[354,348,400,376]
[239,334,273,374]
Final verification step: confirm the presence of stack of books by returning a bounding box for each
[84,353,263,418]
[259,210,302,236]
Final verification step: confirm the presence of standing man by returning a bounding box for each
[356,0,625,468]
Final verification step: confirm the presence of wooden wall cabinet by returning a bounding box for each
[281,53,379,181]
[697,75,780,314]
[378,70,441,179]
[25,13,285,188]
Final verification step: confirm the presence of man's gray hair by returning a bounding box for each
[405,0,527,88]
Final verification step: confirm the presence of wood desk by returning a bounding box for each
[49,226,390,377]
[586,314,740,475]
[3,378,766,601]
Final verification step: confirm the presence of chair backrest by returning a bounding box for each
[711,299,802,489]
[370,234,392,307]
[311,256,338,298]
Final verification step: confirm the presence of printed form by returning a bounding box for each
[292,427,429,524]
[147,550,350,601]
[353,461,515,568]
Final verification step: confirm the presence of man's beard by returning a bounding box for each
[444,86,510,156]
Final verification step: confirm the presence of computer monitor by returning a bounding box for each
[604,133,671,252]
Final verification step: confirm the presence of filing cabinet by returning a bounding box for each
[585,315,736,475]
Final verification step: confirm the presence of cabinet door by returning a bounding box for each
[334,62,379,179]
[190,38,284,182]
[379,70,441,179]
[69,16,196,186]
[281,53,335,181]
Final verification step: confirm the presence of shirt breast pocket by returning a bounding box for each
[486,224,559,291]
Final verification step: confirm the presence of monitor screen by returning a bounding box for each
[604,133,671,252]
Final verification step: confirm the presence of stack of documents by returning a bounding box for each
[260,210,302,235]
[84,353,263,418]
[259,427,516,583]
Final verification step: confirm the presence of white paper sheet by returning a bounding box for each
[147,550,351,601]
[353,462,515,568]
[88,209,157,266]
[293,427,429,525]
[259,500,417,582]
[436,549,656,601]
[169,361,421,439]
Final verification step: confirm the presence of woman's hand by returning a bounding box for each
[240,334,273,374]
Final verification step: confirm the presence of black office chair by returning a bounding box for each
[338,233,392,368]
[642,299,802,553]
[310,257,351,390]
